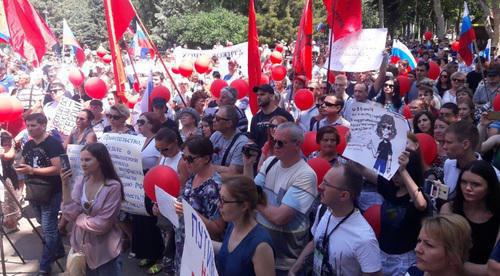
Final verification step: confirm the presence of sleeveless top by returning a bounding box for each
[216,223,274,276]
[457,209,500,264]
[69,127,94,145]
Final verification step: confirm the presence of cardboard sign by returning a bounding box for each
[343,101,409,180]
[180,199,219,276]
[325,28,388,72]
[47,97,82,135]
[155,186,179,228]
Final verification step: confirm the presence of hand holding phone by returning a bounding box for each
[60,154,71,172]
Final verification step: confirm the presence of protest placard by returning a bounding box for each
[155,186,179,228]
[174,42,248,79]
[325,28,388,72]
[47,97,82,135]
[180,199,219,276]
[343,101,409,180]
[99,133,148,216]
[67,144,84,187]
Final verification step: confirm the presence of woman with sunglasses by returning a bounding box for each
[173,136,226,271]
[375,78,403,114]
[440,160,500,275]
[61,143,124,275]
[64,110,97,149]
[215,176,275,276]
[103,104,136,135]
[132,112,165,274]
[435,70,452,97]
[442,72,466,105]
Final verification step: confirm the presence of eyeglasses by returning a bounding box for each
[106,114,122,120]
[381,124,392,130]
[321,180,349,191]
[440,75,448,78]
[322,101,337,107]
[182,154,201,163]
[50,89,63,94]
[156,146,169,153]
[136,119,147,126]
[384,84,394,88]
[219,196,242,206]
[214,115,231,122]
[274,139,295,148]
[452,78,465,83]
[268,124,277,129]
[76,117,87,121]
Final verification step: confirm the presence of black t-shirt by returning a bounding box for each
[466,71,484,92]
[377,175,427,254]
[22,135,65,193]
[376,140,393,161]
[249,107,294,148]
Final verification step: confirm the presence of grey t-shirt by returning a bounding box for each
[210,130,248,167]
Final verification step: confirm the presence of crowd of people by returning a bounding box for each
[0,36,499,276]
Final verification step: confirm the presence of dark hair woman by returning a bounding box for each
[376,77,403,114]
[64,109,97,149]
[435,69,452,97]
[413,111,435,136]
[61,143,124,275]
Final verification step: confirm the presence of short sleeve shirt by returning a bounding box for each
[210,131,248,167]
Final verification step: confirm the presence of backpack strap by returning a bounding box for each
[265,157,280,175]
[221,132,244,166]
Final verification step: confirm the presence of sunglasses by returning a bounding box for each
[322,101,337,107]
[452,78,465,83]
[182,154,201,163]
[219,196,242,206]
[106,114,122,120]
[268,124,277,129]
[441,75,448,78]
[136,119,147,126]
[156,146,169,153]
[214,115,231,122]
[274,139,295,148]
[384,84,394,88]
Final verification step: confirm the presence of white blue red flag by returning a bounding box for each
[391,39,417,69]
[62,19,85,66]
[458,2,476,66]
[482,39,491,63]
[130,22,154,58]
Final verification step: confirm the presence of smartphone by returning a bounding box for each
[60,154,71,171]
[487,111,500,121]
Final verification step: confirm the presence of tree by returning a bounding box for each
[433,0,445,39]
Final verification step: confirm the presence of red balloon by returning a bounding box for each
[494,95,500,111]
[271,65,287,81]
[363,204,381,238]
[84,77,108,99]
[102,54,112,64]
[428,61,440,80]
[335,125,349,155]
[144,165,181,202]
[424,31,433,41]
[302,131,319,157]
[68,68,85,86]
[294,89,314,111]
[230,79,249,99]
[171,65,180,75]
[275,43,284,52]
[451,41,460,52]
[194,56,210,74]
[206,63,213,74]
[0,94,13,122]
[307,158,331,186]
[210,79,228,99]
[396,76,411,96]
[10,97,23,119]
[260,75,270,85]
[96,45,107,58]
[327,71,335,84]
[390,56,400,64]
[416,133,438,166]
[402,105,413,119]
[151,85,171,102]
[179,60,193,78]
[133,81,140,92]
[270,51,283,64]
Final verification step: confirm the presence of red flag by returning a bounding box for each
[247,0,261,115]
[292,0,313,80]
[104,0,135,98]
[332,0,362,41]
[323,0,334,28]
[3,0,57,66]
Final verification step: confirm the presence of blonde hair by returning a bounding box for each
[421,214,472,266]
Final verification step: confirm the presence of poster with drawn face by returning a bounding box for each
[343,101,409,180]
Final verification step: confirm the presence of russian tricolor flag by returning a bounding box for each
[130,22,154,59]
[63,19,85,66]
[458,2,476,66]
[391,39,417,69]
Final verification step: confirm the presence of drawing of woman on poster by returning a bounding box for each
[368,114,397,174]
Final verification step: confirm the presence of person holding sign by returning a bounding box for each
[61,143,123,275]
[215,176,275,276]
[64,109,97,149]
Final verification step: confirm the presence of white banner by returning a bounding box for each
[99,133,148,216]
[47,97,82,136]
[67,144,84,188]
[343,101,409,180]
[325,28,388,72]
[173,42,248,79]
[180,199,218,276]
[155,186,179,228]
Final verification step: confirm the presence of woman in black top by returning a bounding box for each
[441,160,500,275]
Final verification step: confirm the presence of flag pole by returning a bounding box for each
[103,0,126,97]
[128,5,187,107]
[122,42,141,93]
[472,40,485,76]
[326,28,334,94]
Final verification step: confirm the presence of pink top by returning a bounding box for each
[62,176,123,269]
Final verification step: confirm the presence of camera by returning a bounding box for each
[242,143,261,157]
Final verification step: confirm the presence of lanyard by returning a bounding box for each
[321,208,355,250]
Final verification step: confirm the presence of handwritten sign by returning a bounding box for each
[155,186,179,228]
[180,199,219,276]
[67,144,84,188]
[325,28,388,72]
[174,42,248,79]
[99,133,148,216]
[47,97,82,135]
[343,101,409,180]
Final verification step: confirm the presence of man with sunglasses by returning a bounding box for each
[210,105,248,177]
[245,122,317,275]
[290,163,382,276]
[313,95,350,131]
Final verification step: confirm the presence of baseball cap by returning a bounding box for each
[253,84,274,94]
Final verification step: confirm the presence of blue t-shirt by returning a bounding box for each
[216,223,274,276]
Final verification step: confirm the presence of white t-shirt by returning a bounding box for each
[311,207,382,275]
[315,116,350,130]
[159,151,182,171]
[442,90,457,104]
[141,138,160,170]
